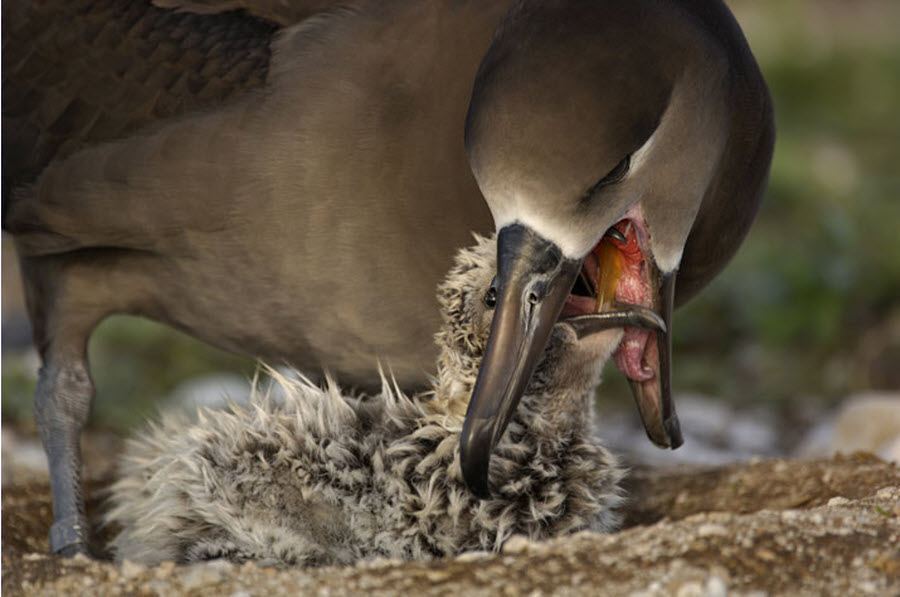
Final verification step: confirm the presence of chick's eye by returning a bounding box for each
[483,279,498,309]
[583,154,631,200]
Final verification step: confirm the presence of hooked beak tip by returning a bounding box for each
[665,415,684,449]
[643,413,684,449]
[459,419,494,499]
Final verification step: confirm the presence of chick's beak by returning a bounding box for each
[460,223,580,498]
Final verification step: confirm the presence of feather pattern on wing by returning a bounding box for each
[2,0,349,194]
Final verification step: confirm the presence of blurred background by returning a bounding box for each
[3,0,899,471]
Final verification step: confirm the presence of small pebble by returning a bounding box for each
[875,486,898,500]
[674,580,703,597]
[145,579,173,594]
[180,561,228,590]
[827,496,850,507]
[697,524,728,538]
[155,561,176,579]
[455,551,491,563]
[858,580,879,594]
[424,569,451,582]
[502,535,533,554]
[121,559,147,579]
[705,575,728,597]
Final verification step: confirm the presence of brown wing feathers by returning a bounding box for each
[2,0,277,195]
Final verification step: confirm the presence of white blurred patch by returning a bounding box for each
[166,373,253,411]
[797,392,900,464]
[594,393,779,466]
[2,428,48,487]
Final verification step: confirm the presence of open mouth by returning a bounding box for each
[559,216,663,388]
[554,213,681,450]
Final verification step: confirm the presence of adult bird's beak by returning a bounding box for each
[628,269,683,449]
[459,223,581,498]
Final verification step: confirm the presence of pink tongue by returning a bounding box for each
[614,327,655,381]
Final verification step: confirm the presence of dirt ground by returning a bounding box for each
[2,431,898,596]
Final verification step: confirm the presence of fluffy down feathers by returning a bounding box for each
[106,235,624,565]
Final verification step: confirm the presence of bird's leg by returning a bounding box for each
[18,252,146,557]
[27,271,99,556]
[35,349,94,556]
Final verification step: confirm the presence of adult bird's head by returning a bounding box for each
[459,0,775,497]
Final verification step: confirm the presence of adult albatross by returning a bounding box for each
[3,0,774,554]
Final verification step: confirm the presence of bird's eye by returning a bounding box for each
[583,154,631,200]
[603,154,631,185]
[483,279,498,309]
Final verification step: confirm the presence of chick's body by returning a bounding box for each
[106,236,624,566]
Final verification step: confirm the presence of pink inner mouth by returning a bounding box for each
[611,222,655,382]
[616,328,655,381]
[561,215,658,384]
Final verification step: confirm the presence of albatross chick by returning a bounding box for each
[106,236,630,565]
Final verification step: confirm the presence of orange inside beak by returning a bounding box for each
[595,238,623,312]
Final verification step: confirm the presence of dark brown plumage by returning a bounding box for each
[2,0,276,195]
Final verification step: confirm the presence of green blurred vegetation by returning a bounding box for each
[670,0,900,407]
[2,317,255,432]
[3,0,899,431]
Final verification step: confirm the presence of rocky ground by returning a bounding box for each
[2,429,898,596]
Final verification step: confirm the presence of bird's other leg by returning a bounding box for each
[19,251,148,556]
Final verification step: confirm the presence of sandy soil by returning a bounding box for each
[2,432,898,596]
